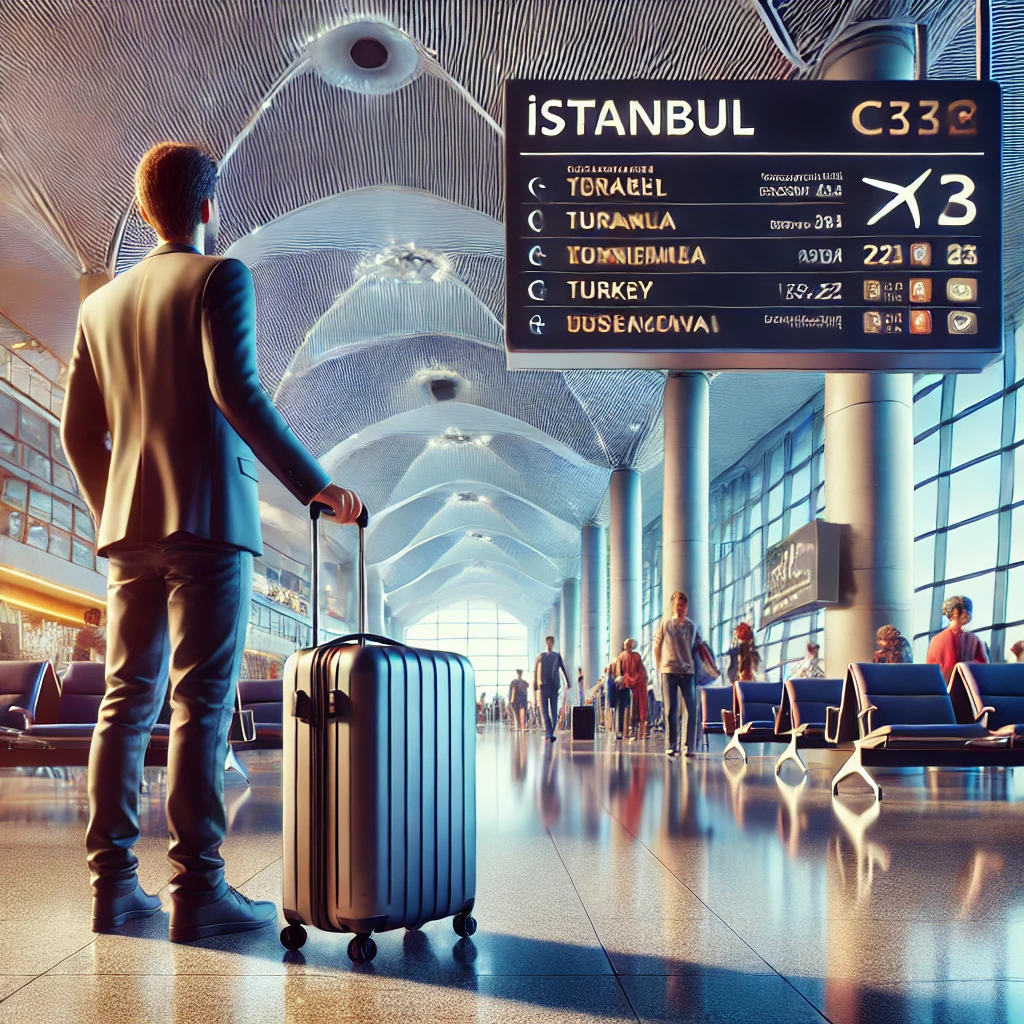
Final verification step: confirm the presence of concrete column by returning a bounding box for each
[609,468,642,658]
[821,24,916,677]
[560,576,580,701]
[546,601,560,643]
[366,566,386,636]
[581,523,608,692]
[662,372,710,631]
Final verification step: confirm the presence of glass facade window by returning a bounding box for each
[405,601,528,701]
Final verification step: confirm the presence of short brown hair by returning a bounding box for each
[135,142,217,240]
[670,591,689,605]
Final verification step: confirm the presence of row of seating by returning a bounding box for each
[0,661,284,777]
[713,663,1024,800]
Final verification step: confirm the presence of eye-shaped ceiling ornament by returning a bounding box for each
[309,19,425,95]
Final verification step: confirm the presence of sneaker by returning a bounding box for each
[92,884,163,932]
[616,733,623,741]
[666,747,677,757]
[169,886,276,943]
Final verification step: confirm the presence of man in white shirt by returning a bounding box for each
[789,641,825,679]
[653,590,701,758]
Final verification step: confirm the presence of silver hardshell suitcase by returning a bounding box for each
[280,503,477,963]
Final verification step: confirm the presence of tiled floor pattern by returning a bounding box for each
[2,732,1023,1022]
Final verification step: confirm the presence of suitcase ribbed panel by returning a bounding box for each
[284,637,475,937]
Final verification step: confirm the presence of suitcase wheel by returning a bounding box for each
[280,924,307,951]
[348,934,377,964]
[453,912,477,938]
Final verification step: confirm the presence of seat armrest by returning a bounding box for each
[721,709,736,735]
[974,705,995,727]
[8,706,33,729]
[825,705,840,744]
[856,703,878,736]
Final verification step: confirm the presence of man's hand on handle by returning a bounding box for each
[311,483,363,525]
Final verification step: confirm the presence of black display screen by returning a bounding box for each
[504,80,1002,371]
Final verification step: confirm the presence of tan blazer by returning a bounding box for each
[61,243,329,556]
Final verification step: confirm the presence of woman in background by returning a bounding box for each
[617,638,648,742]
[873,625,913,664]
[727,622,762,682]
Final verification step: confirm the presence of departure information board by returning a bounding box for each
[504,80,1002,370]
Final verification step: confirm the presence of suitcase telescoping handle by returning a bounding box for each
[309,501,369,645]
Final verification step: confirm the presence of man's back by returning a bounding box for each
[63,244,328,555]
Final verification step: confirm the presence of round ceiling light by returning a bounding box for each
[310,20,424,95]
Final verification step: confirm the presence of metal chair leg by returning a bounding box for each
[831,743,882,801]
[723,729,747,763]
[774,732,807,776]
[225,745,249,785]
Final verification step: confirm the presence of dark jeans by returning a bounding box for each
[665,672,697,752]
[613,686,630,734]
[86,537,252,899]
[540,685,560,738]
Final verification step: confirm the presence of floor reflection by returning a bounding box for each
[1,727,1023,1022]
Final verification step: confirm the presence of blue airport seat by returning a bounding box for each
[774,677,844,776]
[831,663,1023,801]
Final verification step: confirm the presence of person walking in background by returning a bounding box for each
[577,666,585,705]
[927,595,988,682]
[534,635,571,743]
[61,142,362,942]
[508,669,529,731]
[789,640,824,679]
[873,625,914,664]
[654,590,703,758]
[616,638,648,742]
[726,622,762,682]
[72,607,107,663]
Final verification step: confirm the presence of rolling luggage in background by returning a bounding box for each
[571,704,596,740]
[281,503,478,963]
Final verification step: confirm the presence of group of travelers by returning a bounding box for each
[498,588,1016,753]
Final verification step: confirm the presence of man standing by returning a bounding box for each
[788,641,824,679]
[62,143,362,941]
[534,635,571,743]
[653,590,702,758]
[926,595,988,682]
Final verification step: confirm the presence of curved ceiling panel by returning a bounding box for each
[378,529,573,591]
[368,484,582,563]
[217,68,503,242]
[272,335,612,464]
[226,187,503,264]
[387,561,560,619]
[275,273,502,398]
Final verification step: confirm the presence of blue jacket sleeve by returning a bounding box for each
[201,258,330,504]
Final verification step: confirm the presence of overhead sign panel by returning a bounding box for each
[504,80,1001,371]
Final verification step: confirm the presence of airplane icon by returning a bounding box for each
[862,168,932,229]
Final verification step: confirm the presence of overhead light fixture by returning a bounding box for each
[310,19,424,96]
[455,491,479,503]
[467,531,492,542]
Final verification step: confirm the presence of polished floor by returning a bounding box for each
[1,727,1023,1023]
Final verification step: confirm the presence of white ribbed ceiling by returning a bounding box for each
[1,0,1013,626]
